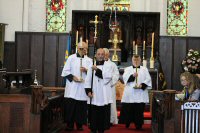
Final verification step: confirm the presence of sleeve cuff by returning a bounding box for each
[85,88,92,95]
[127,75,135,82]
[66,74,74,82]
[141,83,148,90]
[95,68,103,79]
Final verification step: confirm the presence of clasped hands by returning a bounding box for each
[133,72,142,89]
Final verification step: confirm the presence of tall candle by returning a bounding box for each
[143,41,146,50]
[80,37,82,47]
[76,31,78,45]
[151,32,154,58]
[135,44,138,55]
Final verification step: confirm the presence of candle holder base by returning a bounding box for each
[77,77,84,83]
[134,85,141,89]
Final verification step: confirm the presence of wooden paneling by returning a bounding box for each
[159,37,173,89]
[58,35,68,86]
[188,37,200,50]
[0,95,31,133]
[43,35,57,86]
[160,36,200,90]
[14,32,69,87]
[4,42,15,71]
[30,34,44,83]
[16,33,30,70]
[173,38,186,90]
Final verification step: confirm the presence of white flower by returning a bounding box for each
[184,67,188,71]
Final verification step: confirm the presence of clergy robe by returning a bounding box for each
[61,53,92,127]
[105,59,119,124]
[119,66,152,128]
[85,61,113,131]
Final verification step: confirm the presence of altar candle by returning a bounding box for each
[135,44,138,55]
[76,31,78,45]
[80,37,82,47]
[143,41,146,50]
[151,32,154,58]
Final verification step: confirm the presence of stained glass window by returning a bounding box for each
[104,0,130,11]
[46,0,66,32]
[167,0,188,36]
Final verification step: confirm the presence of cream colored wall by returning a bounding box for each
[0,0,200,41]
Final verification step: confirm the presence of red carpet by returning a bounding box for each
[60,124,152,133]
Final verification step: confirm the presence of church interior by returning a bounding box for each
[0,0,200,133]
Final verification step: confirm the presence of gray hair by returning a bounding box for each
[103,48,109,54]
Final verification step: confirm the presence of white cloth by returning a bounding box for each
[121,66,152,103]
[61,54,92,101]
[105,60,119,124]
[85,61,113,106]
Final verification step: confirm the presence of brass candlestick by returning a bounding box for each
[108,33,123,62]
[77,57,84,82]
[34,70,39,85]
[134,67,140,89]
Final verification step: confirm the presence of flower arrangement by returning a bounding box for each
[182,49,200,74]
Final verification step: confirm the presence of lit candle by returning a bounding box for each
[151,32,154,58]
[135,44,138,55]
[143,41,146,50]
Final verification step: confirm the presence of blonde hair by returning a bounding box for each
[180,72,195,94]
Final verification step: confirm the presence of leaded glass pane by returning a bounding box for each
[46,0,66,32]
[167,0,188,36]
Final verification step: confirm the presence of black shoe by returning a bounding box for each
[136,125,142,130]
[125,123,130,128]
[77,127,83,131]
[65,127,74,131]
[90,130,97,133]
[110,123,113,127]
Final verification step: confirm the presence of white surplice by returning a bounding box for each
[121,66,152,103]
[85,61,113,106]
[61,54,92,101]
[105,59,119,124]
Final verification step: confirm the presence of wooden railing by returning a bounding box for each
[31,85,65,133]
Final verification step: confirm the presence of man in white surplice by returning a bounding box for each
[119,55,152,130]
[85,48,113,133]
[61,41,92,131]
[103,48,119,125]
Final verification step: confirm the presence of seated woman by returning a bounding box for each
[176,72,200,101]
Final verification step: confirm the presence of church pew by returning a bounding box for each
[0,94,40,133]
[0,85,64,133]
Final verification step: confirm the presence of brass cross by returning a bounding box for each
[89,15,102,42]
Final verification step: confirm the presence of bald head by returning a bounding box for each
[77,41,88,56]
[96,48,105,61]
[103,48,110,61]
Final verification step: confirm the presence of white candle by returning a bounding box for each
[143,41,145,50]
[143,60,147,68]
[135,44,138,55]
[151,32,154,58]
[80,37,82,47]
